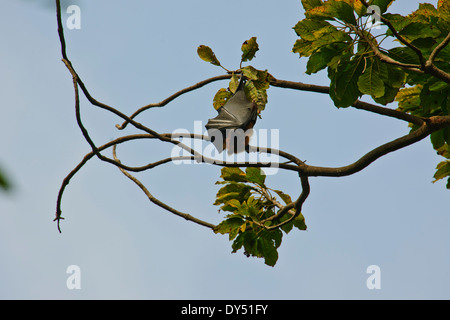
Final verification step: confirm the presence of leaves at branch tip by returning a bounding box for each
[213,167,306,266]
[294,0,450,189]
[241,37,259,63]
[197,45,221,66]
[433,160,450,189]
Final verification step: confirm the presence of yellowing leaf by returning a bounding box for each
[241,37,259,62]
[229,73,239,94]
[301,0,323,11]
[197,45,221,66]
[433,161,450,183]
[212,88,232,110]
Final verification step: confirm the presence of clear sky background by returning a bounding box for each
[0,0,449,299]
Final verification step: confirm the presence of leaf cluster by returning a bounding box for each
[197,37,271,114]
[213,167,307,267]
[294,0,450,187]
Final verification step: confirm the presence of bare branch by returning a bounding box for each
[54,134,164,232]
[269,77,425,126]
[112,145,217,230]
[116,74,233,130]
[302,116,450,177]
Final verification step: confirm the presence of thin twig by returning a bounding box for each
[116,74,233,130]
[112,145,217,230]
[359,0,450,83]
[359,0,425,67]
[428,32,450,63]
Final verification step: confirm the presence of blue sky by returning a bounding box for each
[0,0,449,299]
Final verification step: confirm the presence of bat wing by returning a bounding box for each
[205,77,257,131]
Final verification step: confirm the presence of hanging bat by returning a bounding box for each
[205,75,257,154]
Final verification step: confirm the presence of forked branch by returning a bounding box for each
[54,0,450,235]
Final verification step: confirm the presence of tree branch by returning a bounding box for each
[428,32,450,63]
[255,175,310,230]
[269,77,425,126]
[360,0,450,83]
[360,0,425,66]
[301,116,450,177]
[116,74,233,130]
[349,25,423,72]
[112,145,217,230]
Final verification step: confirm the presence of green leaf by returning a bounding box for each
[438,0,450,23]
[428,80,450,92]
[306,44,346,74]
[329,55,365,108]
[237,231,258,256]
[328,0,357,25]
[313,28,353,48]
[357,60,385,98]
[278,211,307,234]
[293,213,308,231]
[197,45,221,66]
[436,143,450,159]
[305,3,335,20]
[368,60,404,105]
[433,161,450,184]
[409,3,440,24]
[395,86,422,113]
[214,183,253,206]
[383,14,411,33]
[398,22,441,42]
[245,167,266,187]
[246,80,268,111]
[241,37,259,62]
[218,167,248,183]
[273,189,292,205]
[241,66,259,80]
[257,238,277,267]
[419,83,448,116]
[301,0,323,11]
[431,129,446,150]
[214,216,246,240]
[445,127,450,145]
[292,39,316,57]
[294,25,352,62]
[369,0,394,14]
[229,73,240,94]
[293,19,334,41]
[384,64,406,89]
[231,229,282,267]
[372,84,400,105]
[388,47,421,65]
[251,69,271,91]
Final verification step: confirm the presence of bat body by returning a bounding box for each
[205,76,257,153]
